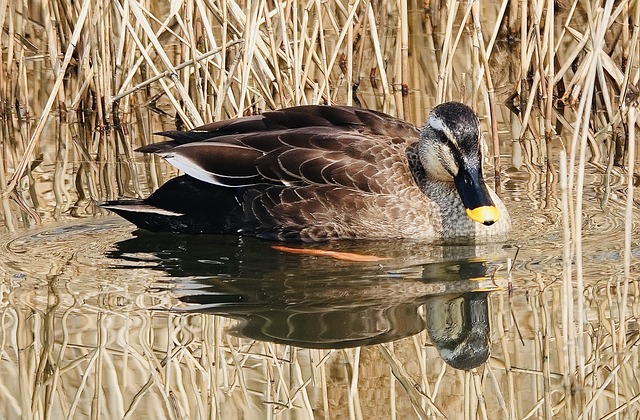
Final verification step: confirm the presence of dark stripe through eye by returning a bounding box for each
[434,130,449,144]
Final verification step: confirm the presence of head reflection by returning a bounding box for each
[425,292,491,370]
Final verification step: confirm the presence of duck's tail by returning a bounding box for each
[100,175,245,234]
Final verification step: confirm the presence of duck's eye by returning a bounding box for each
[433,130,449,144]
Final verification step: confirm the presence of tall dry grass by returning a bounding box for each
[1,0,640,419]
[0,1,638,222]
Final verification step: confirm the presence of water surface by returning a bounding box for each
[1,162,638,419]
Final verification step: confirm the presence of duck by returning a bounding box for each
[101,102,511,242]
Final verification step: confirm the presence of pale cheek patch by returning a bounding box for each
[439,148,458,177]
[422,144,458,181]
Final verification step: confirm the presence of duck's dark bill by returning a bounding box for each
[454,167,500,226]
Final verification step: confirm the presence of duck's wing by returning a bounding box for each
[151,105,419,144]
[140,107,418,194]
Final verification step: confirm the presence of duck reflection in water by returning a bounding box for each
[108,233,506,370]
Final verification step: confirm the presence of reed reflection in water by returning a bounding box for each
[0,213,638,418]
[0,219,510,418]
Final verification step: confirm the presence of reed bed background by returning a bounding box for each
[1,0,639,225]
[1,0,640,418]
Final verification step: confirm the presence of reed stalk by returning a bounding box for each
[619,97,637,359]
[4,0,91,196]
[559,149,574,417]
[471,2,501,183]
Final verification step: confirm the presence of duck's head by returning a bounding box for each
[418,102,500,226]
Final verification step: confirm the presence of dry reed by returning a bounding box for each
[1,0,640,419]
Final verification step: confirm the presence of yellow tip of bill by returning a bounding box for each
[466,206,500,226]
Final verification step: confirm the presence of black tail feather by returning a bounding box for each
[101,176,245,234]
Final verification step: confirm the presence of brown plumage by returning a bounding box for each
[102,103,511,242]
